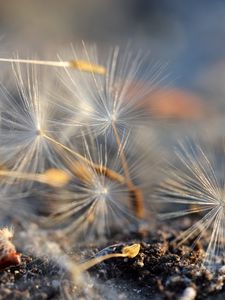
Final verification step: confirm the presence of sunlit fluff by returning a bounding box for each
[0,62,63,179]
[46,134,140,242]
[155,140,225,269]
[56,43,167,139]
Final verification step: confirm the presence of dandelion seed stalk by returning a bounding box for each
[111,121,145,218]
[77,243,140,272]
[0,58,106,74]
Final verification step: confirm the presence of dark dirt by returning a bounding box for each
[1,220,225,300]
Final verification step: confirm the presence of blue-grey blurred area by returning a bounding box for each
[0,0,225,104]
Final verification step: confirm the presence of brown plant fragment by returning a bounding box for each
[0,228,21,269]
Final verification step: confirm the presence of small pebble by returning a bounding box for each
[179,287,196,300]
[52,280,60,288]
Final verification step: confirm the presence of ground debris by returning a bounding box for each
[0,225,225,299]
[86,227,225,299]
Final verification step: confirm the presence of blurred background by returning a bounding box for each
[1,0,225,118]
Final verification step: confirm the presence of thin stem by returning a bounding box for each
[42,132,91,164]
[78,243,140,272]
[111,122,145,218]
[127,183,145,219]
[0,58,106,74]
[79,253,126,272]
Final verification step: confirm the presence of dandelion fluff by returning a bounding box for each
[0,62,66,186]
[45,133,141,242]
[55,43,167,140]
[154,139,225,269]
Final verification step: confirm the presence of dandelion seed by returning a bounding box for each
[66,243,140,288]
[45,134,142,242]
[155,140,225,269]
[0,62,63,182]
[0,58,106,191]
[0,57,106,74]
[78,243,140,272]
[56,42,167,139]
[28,125,146,221]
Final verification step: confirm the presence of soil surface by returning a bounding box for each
[1,220,225,300]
